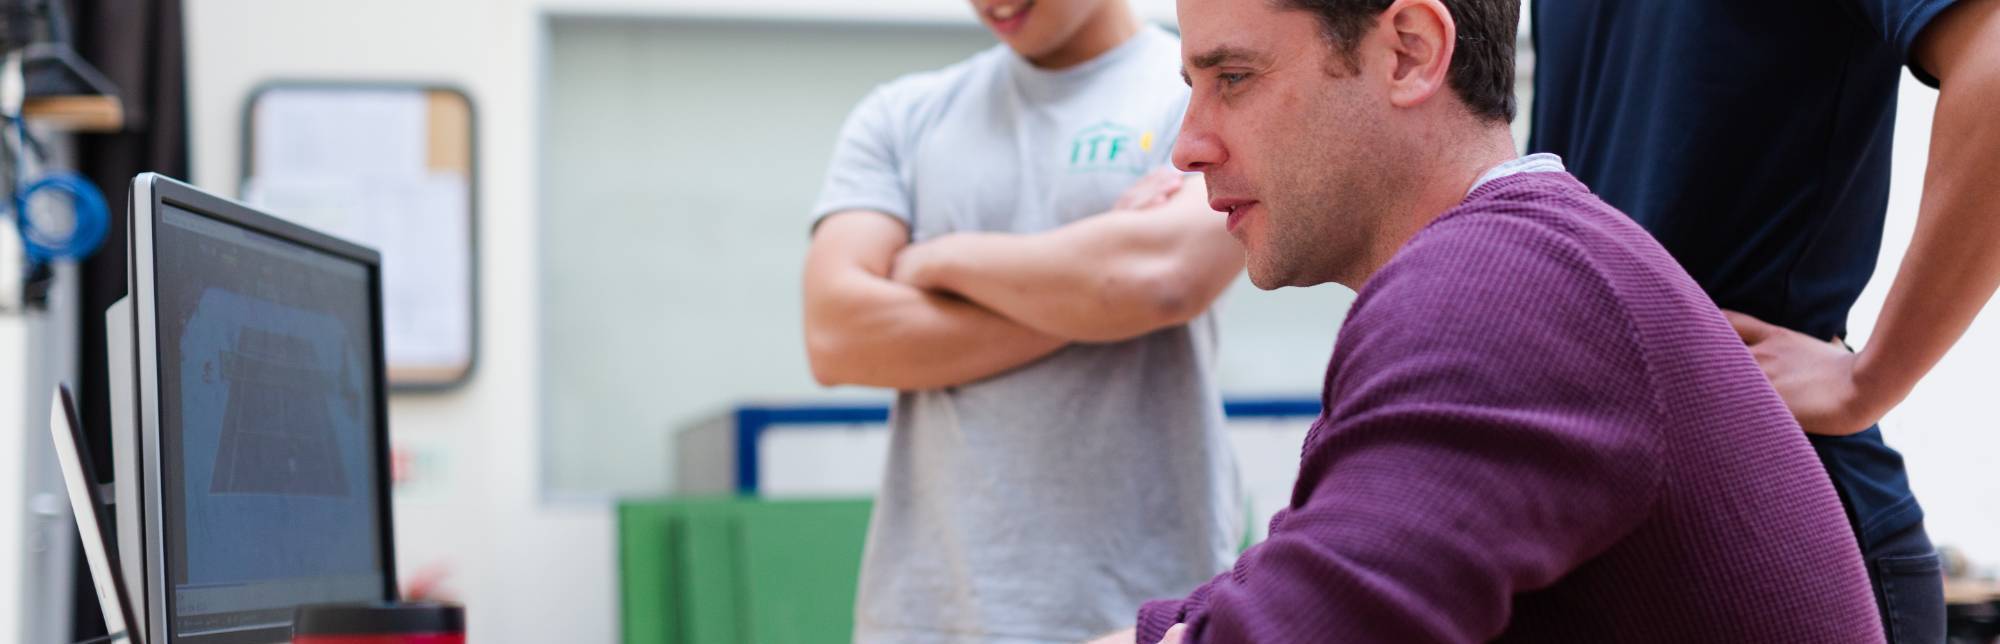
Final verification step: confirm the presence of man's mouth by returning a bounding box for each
[986,0,1035,35]
[1211,198,1258,234]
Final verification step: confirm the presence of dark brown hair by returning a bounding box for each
[1274,0,1520,122]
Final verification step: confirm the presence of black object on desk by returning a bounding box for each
[292,602,464,644]
[1949,599,1999,644]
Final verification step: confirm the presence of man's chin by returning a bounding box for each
[1248,257,1334,290]
[1246,264,1289,291]
[1001,35,1057,61]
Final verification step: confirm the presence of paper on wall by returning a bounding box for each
[245,86,474,381]
[244,171,473,372]
[252,88,428,179]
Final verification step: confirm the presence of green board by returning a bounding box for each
[620,497,873,644]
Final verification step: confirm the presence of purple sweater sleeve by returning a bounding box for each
[1141,215,1668,643]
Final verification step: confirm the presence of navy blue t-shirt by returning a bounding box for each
[1528,0,1960,548]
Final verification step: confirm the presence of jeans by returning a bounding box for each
[1868,520,1945,644]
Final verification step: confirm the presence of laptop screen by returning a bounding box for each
[151,202,387,641]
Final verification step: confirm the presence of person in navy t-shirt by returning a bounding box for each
[1530,1,2000,641]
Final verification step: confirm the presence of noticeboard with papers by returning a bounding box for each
[242,82,478,389]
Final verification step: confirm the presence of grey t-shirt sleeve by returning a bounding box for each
[810,85,914,232]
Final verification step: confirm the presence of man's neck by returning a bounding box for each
[1352,125,1519,287]
[1029,1,1142,69]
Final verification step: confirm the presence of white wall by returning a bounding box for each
[537,18,995,496]
[1,315,27,644]
[4,269,81,644]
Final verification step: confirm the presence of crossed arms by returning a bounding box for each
[803,171,1243,390]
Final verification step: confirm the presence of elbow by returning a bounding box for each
[1071,263,1205,343]
[1128,245,1243,334]
[808,360,845,388]
[804,326,855,387]
[1134,264,1206,328]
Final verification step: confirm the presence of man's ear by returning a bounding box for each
[1378,0,1455,110]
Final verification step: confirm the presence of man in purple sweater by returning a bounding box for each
[1088,0,1887,642]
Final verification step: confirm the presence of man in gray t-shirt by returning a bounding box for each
[802,1,1244,641]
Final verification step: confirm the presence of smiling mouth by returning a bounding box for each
[987,0,1034,33]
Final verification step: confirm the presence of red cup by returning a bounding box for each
[292,601,464,644]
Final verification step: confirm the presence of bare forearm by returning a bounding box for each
[804,211,1067,390]
[905,187,1241,342]
[805,266,1065,390]
[1854,6,2000,403]
[919,218,1191,341]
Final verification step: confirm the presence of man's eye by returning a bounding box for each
[1219,72,1249,87]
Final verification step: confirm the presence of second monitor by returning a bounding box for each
[105,173,398,644]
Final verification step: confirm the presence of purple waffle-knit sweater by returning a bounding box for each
[1136,171,1881,643]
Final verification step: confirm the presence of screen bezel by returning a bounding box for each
[52,384,139,643]
[131,173,398,644]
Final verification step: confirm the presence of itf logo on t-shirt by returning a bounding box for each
[1068,122,1154,174]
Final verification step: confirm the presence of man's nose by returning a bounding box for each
[1172,119,1226,173]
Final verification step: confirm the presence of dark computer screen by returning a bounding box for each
[151,203,386,641]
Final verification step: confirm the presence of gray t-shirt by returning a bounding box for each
[811,27,1240,644]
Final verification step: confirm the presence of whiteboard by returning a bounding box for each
[241,83,477,388]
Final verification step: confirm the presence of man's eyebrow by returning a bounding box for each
[1188,45,1264,70]
[1182,45,1264,86]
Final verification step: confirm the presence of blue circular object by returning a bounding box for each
[14,171,109,262]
